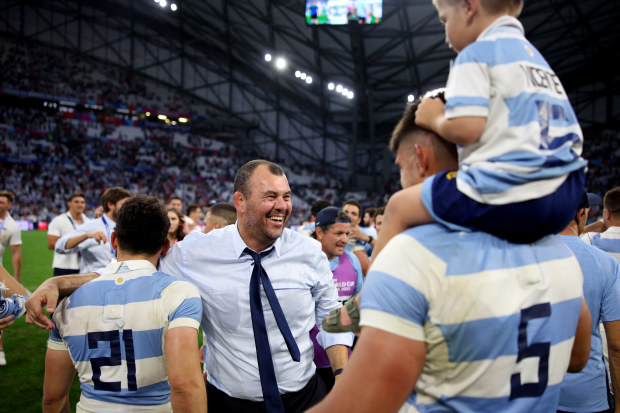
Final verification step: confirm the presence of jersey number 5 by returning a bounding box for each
[88,329,138,392]
[509,302,551,400]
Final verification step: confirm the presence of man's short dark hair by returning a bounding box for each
[115,195,170,255]
[234,159,285,198]
[169,196,182,203]
[0,190,15,203]
[310,199,331,219]
[208,202,237,226]
[389,90,446,154]
[374,207,385,217]
[68,192,86,202]
[605,187,620,219]
[343,198,362,215]
[101,187,131,213]
[186,204,200,216]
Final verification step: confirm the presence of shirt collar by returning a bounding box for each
[103,213,116,225]
[231,221,282,259]
[478,15,524,41]
[102,259,157,275]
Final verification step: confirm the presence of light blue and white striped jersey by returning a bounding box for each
[581,226,620,262]
[445,16,587,205]
[360,224,584,412]
[48,260,202,413]
[558,235,620,412]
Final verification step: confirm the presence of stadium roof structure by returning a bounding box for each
[1,0,619,190]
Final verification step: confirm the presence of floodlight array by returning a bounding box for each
[263,51,354,100]
[153,0,177,11]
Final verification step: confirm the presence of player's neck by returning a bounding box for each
[116,251,159,267]
[0,210,9,219]
[69,210,83,222]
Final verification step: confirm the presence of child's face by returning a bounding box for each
[434,0,472,53]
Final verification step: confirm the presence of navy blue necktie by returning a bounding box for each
[245,248,300,413]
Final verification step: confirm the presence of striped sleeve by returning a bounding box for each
[160,280,202,330]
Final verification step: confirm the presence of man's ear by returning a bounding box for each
[315,227,324,242]
[214,222,223,229]
[111,232,118,252]
[464,0,479,22]
[160,238,171,258]
[604,208,611,221]
[233,192,245,214]
[414,144,428,177]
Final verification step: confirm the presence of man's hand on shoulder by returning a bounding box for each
[25,278,60,330]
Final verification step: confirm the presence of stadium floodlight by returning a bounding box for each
[306,76,312,84]
[146,112,151,116]
[264,53,272,62]
[342,88,349,95]
[159,0,167,7]
[275,57,287,70]
[179,117,188,123]
[171,3,177,11]
[336,84,343,93]
[328,82,335,90]
[407,94,414,102]
[158,114,167,120]
[295,71,301,78]
[347,91,354,99]
[300,72,307,80]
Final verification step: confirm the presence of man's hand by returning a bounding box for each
[25,279,60,330]
[0,315,16,330]
[87,231,108,244]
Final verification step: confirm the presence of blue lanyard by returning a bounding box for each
[0,217,5,234]
[101,215,116,256]
[66,213,77,230]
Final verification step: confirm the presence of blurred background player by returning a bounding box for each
[581,187,620,262]
[297,199,331,237]
[55,187,130,273]
[186,204,204,233]
[167,208,185,245]
[0,190,22,283]
[47,192,90,276]
[202,201,237,234]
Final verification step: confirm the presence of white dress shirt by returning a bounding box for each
[48,212,90,270]
[55,213,116,273]
[160,223,353,401]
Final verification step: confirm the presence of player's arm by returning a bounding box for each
[1,265,28,297]
[63,231,107,250]
[25,272,99,329]
[568,297,592,373]
[603,320,620,412]
[47,234,60,250]
[308,326,425,413]
[415,97,485,146]
[10,244,21,282]
[352,248,370,275]
[42,348,75,413]
[165,326,207,412]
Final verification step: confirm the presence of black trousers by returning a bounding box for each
[206,372,327,413]
[53,268,77,276]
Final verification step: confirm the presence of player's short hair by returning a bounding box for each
[68,192,86,202]
[208,202,237,226]
[234,159,285,198]
[100,187,131,213]
[343,198,362,216]
[169,196,182,204]
[186,204,200,216]
[390,91,444,154]
[310,199,331,219]
[604,187,620,219]
[434,0,522,17]
[374,207,385,217]
[0,190,15,203]
[115,195,170,255]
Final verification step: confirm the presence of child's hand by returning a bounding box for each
[415,96,445,133]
